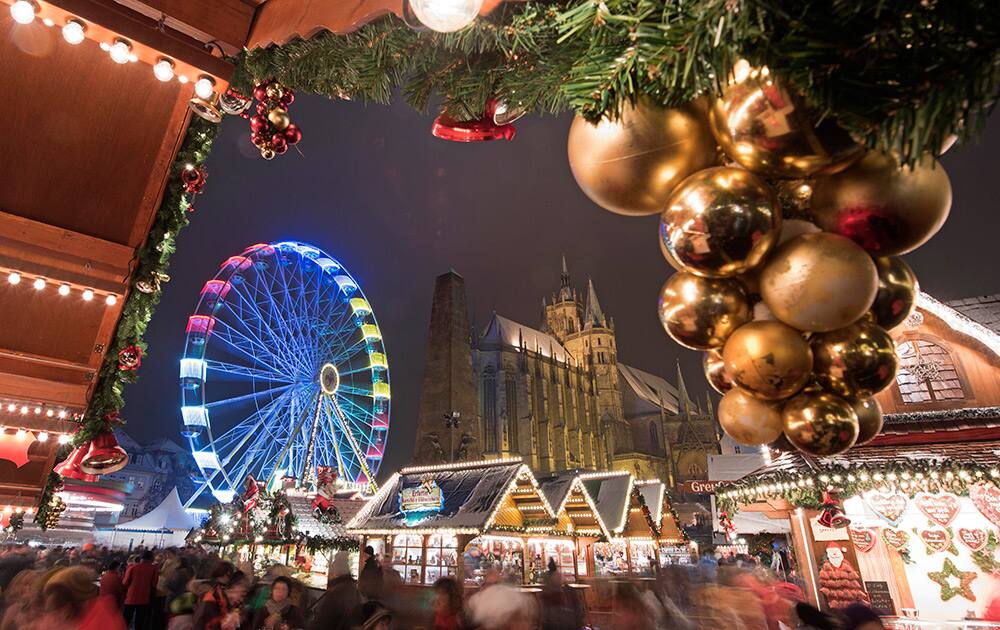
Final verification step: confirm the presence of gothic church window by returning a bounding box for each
[649,422,658,447]
[895,339,967,403]
[505,373,519,452]
[483,367,498,452]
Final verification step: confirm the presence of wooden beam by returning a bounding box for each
[126,0,254,53]
[0,371,90,407]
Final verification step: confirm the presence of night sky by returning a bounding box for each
[124,94,1000,480]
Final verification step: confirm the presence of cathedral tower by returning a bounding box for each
[412,271,482,464]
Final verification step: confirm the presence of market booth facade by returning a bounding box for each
[347,457,691,587]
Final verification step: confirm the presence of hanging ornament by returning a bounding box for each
[135,271,170,295]
[722,321,813,400]
[817,490,851,529]
[709,61,862,179]
[774,180,815,219]
[567,98,718,216]
[811,152,952,256]
[782,391,859,456]
[248,80,302,159]
[927,558,977,602]
[44,495,66,529]
[718,388,783,446]
[760,233,878,333]
[188,93,222,123]
[181,165,207,194]
[267,107,291,131]
[117,344,142,371]
[406,0,483,32]
[53,447,99,482]
[659,167,782,277]
[219,88,252,117]
[719,511,737,540]
[767,432,797,453]
[703,349,733,394]
[811,320,898,398]
[431,109,516,142]
[871,256,918,329]
[488,97,527,126]
[657,272,750,350]
[851,397,884,445]
[79,431,129,475]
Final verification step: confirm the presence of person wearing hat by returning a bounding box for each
[358,546,383,601]
[39,566,126,630]
[309,551,361,630]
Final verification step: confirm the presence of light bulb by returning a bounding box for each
[105,294,118,306]
[62,19,85,45]
[109,39,131,64]
[194,77,215,100]
[408,0,482,32]
[178,75,189,84]
[45,410,53,417]
[18,406,27,415]
[10,1,37,25]
[42,17,53,26]
[58,434,70,444]
[37,432,48,442]
[14,429,25,440]
[58,410,66,419]
[153,58,175,82]
[33,277,45,290]
[5,404,13,412]
[82,289,94,301]
[128,53,138,63]
[7,272,20,285]
[58,284,70,296]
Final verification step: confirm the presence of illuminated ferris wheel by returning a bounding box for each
[179,241,390,504]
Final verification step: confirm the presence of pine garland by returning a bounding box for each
[234,0,1000,165]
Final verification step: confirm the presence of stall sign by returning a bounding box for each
[400,480,444,513]
[864,581,895,615]
[678,480,726,494]
[809,515,848,541]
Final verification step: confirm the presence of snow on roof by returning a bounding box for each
[537,471,579,512]
[114,488,201,532]
[618,364,680,412]
[481,315,574,364]
[635,481,664,524]
[348,460,526,533]
[918,293,1000,357]
[946,294,1000,335]
[580,472,633,534]
[285,493,365,539]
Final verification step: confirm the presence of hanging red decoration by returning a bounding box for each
[242,475,260,513]
[79,431,129,475]
[431,108,516,142]
[117,345,142,371]
[248,80,302,159]
[54,447,99,483]
[817,490,851,529]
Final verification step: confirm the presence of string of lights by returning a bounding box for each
[3,268,119,305]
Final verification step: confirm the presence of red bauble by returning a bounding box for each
[250,115,269,133]
[180,166,207,194]
[284,124,302,145]
[270,135,287,152]
[281,91,295,107]
[256,102,269,116]
[253,82,270,103]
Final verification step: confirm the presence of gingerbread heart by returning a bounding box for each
[849,527,876,553]
[970,483,1000,527]
[882,528,909,551]
[867,492,907,525]
[957,528,988,552]
[920,528,952,554]
[915,493,960,527]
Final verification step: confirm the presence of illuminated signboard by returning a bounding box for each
[399,480,444,514]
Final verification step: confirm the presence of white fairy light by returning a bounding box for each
[33,278,45,290]
[62,19,86,45]
[194,77,215,100]
[9,1,37,25]
[108,39,131,64]
[153,59,175,82]
[82,289,94,301]
[58,284,70,296]
[105,294,118,306]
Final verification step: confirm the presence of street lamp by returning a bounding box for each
[444,412,461,462]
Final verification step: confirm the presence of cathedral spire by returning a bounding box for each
[584,278,607,328]
[676,361,692,417]
[558,254,572,302]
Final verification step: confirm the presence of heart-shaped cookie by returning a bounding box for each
[957,528,988,552]
[849,527,876,553]
[920,528,952,554]
[970,483,1000,527]
[882,528,909,551]
[915,493,960,527]
[867,492,907,525]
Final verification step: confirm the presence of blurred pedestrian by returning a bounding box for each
[193,573,248,630]
[309,552,361,630]
[351,601,391,630]
[250,576,304,630]
[358,546,383,601]
[124,550,159,630]
[99,560,125,610]
[431,577,465,630]
[39,566,126,630]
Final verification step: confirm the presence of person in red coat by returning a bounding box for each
[99,560,126,610]
[123,550,160,630]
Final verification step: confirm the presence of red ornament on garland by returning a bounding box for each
[118,345,142,371]
[79,431,129,475]
[432,109,516,142]
[181,165,208,212]
[53,447,99,483]
[248,80,302,159]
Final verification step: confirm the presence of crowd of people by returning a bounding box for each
[0,542,897,630]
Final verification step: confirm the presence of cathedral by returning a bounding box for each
[412,259,719,485]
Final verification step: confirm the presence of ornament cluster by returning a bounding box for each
[249,80,302,160]
[568,61,953,459]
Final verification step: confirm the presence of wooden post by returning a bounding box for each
[624,539,633,575]
[572,538,580,581]
[456,534,472,583]
[521,537,529,584]
[421,534,430,586]
[789,508,822,607]
[653,540,661,570]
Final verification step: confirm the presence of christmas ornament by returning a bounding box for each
[488,97,526,126]
[567,99,717,216]
[188,93,222,123]
[811,320,897,398]
[718,388,783,446]
[79,431,129,474]
[915,493,960,528]
[927,558,977,601]
[957,528,988,552]
[871,256,918,330]
[181,165,207,194]
[703,349,733,394]
[117,344,142,371]
[722,321,813,400]
[969,483,1000,527]
[135,272,170,294]
[267,107,290,131]
[867,492,908,526]
[760,233,878,332]
[219,89,252,117]
[852,397,883,445]
[659,167,782,277]
[849,528,876,553]
[709,62,862,179]
[919,528,953,554]
[407,0,483,32]
[53,447,99,483]
[882,528,910,551]
[782,391,859,456]
[775,180,815,219]
[817,491,851,529]
[431,110,515,142]
[811,152,952,256]
[657,272,750,350]
[248,80,302,159]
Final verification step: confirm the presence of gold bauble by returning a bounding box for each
[760,232,878,332]
[260,147,276,160]
[709,62,862,179]
[811,320,897,398]
[722,321,813,400]
[852,397,884,446]
[811,152,952,256]
[657,273,750,350]
[567,99,718,216]
[871,256,918,330]
[268,107,291,131]
[659,167,782,277]
[782,391,859,456]
[718,388,783,446]
[703,349,733,394]
[265,83,285,102]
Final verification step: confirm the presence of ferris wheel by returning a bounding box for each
[179,241,390,505]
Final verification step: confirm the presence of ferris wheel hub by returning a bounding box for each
[320,362,340,396]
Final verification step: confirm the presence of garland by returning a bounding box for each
[34,445,70,530]
[971,530,1000,575]
[716,460,1000,515]
[235,0,1000,165]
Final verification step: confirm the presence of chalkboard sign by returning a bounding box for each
[865,581,895,615]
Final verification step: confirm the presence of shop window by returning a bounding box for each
[527,539,575,583]
[629,540,658,576]
[594,540,628,576]
[391,534,425,584]
[895,339,967,403]
[423,533,458,585]
[464,537,524,584]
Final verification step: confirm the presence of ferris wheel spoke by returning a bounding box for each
[336,396,378,445]
[220,295,302,375]
[211,320,289,377]
[205,360,294,384]
[210,389,295,455]
[205,383,295,410]
[328,336,369,367]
